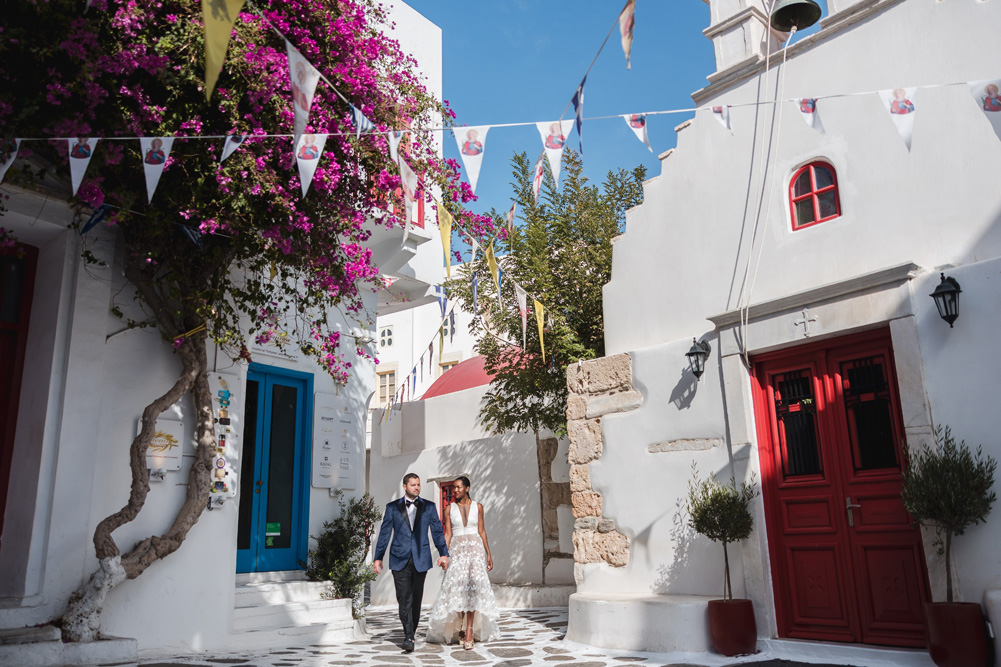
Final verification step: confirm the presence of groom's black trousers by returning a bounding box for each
[391,556,427,640]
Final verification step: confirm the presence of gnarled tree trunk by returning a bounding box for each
[62,332,216,642]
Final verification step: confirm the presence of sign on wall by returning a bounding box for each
[313,392,358,490]
[142,418,185,471]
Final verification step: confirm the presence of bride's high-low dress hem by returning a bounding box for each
[425,501,500,644]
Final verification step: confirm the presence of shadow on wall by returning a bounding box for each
[434,433,544,584]
[669,368,699,411]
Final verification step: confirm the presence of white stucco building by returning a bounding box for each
[0,3,446,663]
[566,0,1001,663]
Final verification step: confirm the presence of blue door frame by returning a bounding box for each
[236,364,313,573]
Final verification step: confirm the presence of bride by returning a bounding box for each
[426,476,500,649]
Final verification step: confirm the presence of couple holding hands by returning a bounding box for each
[373,473,500,652]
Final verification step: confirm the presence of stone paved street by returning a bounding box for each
[126,606,854,667]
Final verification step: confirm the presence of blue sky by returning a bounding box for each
[401,0,716,252]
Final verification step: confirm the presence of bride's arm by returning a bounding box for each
[477,503,493,571]
[443,505,452,548]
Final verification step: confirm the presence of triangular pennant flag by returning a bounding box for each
[711,105,731,131]
[531,154,546,203]
[412,373,416,393]
[534,299,546,363]
[388,130,404,164]
[435,288,447,320]
[350,104,375,137]
[449,311,455,344]
[515,283,528,349]
[970,79,1001,142]
[878,88,917,151]
[220,133,245,162]
[536,120,575,188]
[470,237,481,262]
[294,132,328,197]
[623,114,652,152]
[619,0,636,70]
[453,125,489,195]
[80,204,111,235]
[140,137,175,203]
[285,41,322,146]
[429,342,434,371]
[0,138,19,184]
[438,326,444,365]
[420,355,424,381]
[399,156,419,244]
[571,77,586,154]
[203,0,246,100]
[68,137,98,197]
[180,225,205,249]
[472,271,479,315]
[438,204,453,277]
[506,201,517,236]
[485,242,500,305]
[797,99,824,132]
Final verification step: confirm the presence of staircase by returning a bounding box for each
[232,571,358,648]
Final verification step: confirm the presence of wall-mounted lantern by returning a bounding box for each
[686,338,712,380]
[929,273,962,328]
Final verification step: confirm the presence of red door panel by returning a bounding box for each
[753,329,929,647]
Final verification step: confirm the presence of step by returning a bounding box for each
[230,619,359,650]
[0,624,61,645]
[233,598,353,632]
[0,634,136,666]
[235,580,332,607]
[235,570,308,585]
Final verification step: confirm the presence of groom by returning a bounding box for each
[373,473,449,652]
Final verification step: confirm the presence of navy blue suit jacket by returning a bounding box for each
[373,496,449,573]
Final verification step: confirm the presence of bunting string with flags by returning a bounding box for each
[203,0,246,101]
[219,133,246,162]
[572,77,587,154]
[140,137,175,203]
[971,78,1001,142]
[454,125,490,195]
[623,114,652,151]
[536,120,575,188]
[68,137,98,197]
[285,41,322,147]
[879,87,918,151]
[798,98,824,132]
[294,132,328,197]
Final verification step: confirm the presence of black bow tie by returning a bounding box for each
[405,499,416,507]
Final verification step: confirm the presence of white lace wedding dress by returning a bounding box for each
[425,501,501,644]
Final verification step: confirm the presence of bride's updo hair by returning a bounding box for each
[455,476,471,489]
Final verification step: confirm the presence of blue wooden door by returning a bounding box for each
[236,365,312,573]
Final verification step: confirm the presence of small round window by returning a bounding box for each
[790,162,841,230]
[379,327,393,348]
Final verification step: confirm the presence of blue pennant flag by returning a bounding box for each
[572,76,586,154]
[180,225,205,249]
[434,285,447,320]
[80,204,111,235]
[351,104,375,137]
[472,271,479,315]
[449,311,455,343]
[412,373,416,393]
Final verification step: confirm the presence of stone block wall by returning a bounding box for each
[565,354,641,578]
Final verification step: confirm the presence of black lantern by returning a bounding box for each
[929,273,962,328]
[686,338,712,380]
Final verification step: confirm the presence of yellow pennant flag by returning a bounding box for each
[485,241,500,300]
[534,299,546,363]
[203,0,246,101]
[438,205,453,278]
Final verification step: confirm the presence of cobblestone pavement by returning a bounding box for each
[130,606,851,667]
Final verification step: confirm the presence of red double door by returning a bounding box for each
[752,329,930,647]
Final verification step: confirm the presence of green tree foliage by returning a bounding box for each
[901,426,997,602]
[686,465,758,600]
[303,492,383,616]
[445,150,645,435]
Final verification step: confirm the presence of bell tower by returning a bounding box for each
[702,0,825,75]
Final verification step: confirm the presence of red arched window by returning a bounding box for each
[789,161,840,230]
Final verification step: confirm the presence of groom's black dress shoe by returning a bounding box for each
[402,638,415,653]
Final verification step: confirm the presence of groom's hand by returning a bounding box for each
[437,556,449,570]
[373,559,383,575]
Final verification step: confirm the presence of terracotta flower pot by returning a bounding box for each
[707,598,757,656]
[924,602,989,667]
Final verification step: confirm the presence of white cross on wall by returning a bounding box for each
[794,308,818,337]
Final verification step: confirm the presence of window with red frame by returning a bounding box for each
[439,480,457,519]
[789,161,840,230]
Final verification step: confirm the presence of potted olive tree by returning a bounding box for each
[901,426,997,667]
[687,465,760,656]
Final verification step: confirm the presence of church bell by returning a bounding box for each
[769,0,822,32]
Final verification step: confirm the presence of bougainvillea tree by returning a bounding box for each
[0,0,494,641]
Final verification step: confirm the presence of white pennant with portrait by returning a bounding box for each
[622,114,652,151]
[878,88,918,151]
[970,79,1001,142]
[453,125,489,195]
[285,41,322,147]
[294,132,328,198]
[797,98,824,132]
[140,136,175,203]
[535,120,574,188]
[68,137,99,197]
